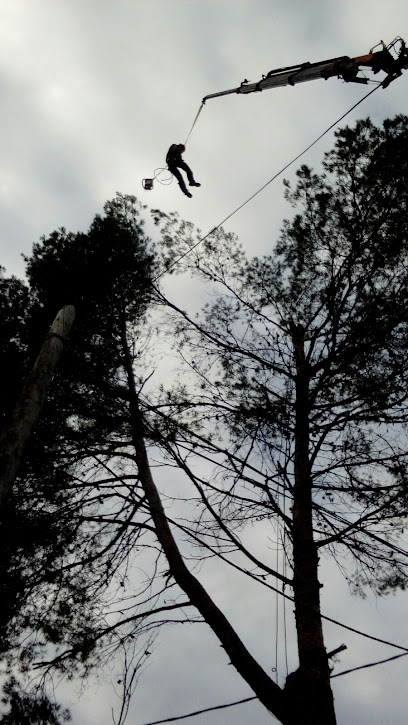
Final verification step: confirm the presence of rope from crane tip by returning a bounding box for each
[184,103,205,146]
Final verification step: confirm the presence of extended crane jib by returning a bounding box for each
[202,39,408,103]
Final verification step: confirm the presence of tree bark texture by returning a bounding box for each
[288,324,336,725]
[0,305,75,510]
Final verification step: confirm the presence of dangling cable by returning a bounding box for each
[153,168,173,186]
[282,469,289,678]
[274,526,280,682]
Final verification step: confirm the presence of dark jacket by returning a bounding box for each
[166,144,183,167]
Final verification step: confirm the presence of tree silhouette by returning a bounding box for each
[2,117,408,724]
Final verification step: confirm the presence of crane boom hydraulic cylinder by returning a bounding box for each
[203,38,408,103]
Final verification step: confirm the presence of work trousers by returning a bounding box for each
[168,160,195,194]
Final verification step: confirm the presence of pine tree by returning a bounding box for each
[149,115,408,723]
[0,195,157,722]
[3,116,408,724]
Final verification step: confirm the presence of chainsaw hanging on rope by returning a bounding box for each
[202,37,408,103]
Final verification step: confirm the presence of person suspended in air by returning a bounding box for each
[166,144,201,198]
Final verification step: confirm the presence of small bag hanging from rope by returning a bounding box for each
[142,178,154,191]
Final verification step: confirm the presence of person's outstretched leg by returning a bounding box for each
[169,165,192,197]
[178,160,201,187]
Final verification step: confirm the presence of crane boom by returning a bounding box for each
[203,38,408,103]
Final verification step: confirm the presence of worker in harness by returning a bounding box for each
[166,144,201,198]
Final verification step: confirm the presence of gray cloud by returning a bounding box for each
[1,1,408,723]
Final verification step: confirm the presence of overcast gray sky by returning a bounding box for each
[2,2,408,724]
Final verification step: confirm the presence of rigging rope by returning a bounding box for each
[184,102,205,146]
[274,528,280,681]
[136,696,257,725]
[154,83,381,282]
[282,470,289,678]
[153,167,173,185]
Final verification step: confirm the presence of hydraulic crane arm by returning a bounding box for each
[203,38,408,103]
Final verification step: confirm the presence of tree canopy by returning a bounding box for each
[1,117,408,724]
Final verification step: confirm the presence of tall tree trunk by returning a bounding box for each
[119,321,292,724]
[286,324,336,724]
[0,305,75,510]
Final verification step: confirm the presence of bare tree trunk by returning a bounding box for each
[0,305,75,509]
[119,322,291,724]
[286,324,336,725]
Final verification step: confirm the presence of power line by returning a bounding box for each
[133,633,408,725]
[320,611,408,653]
[154,83,381,282]
[331,650,408,679]
[135,649,408,725]
[136,695,258,725]
[142,83,408,721]
[149,80,408,657]
[134,639,408,725]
